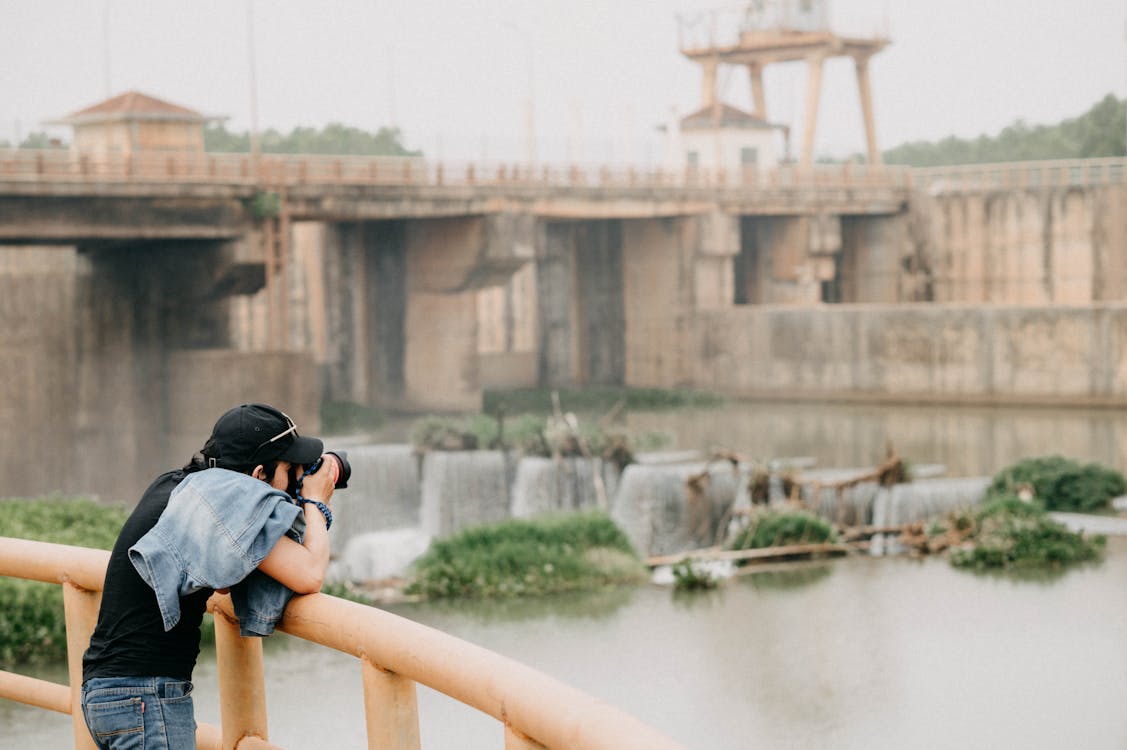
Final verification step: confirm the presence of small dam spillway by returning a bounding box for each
[324,444,1000,581]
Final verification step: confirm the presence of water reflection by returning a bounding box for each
[624,400,1127,477]
[393,586,636,625]
[6,539,1127,749]
[742,563,835,592]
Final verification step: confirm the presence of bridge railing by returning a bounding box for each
[0,536,688,750]
[912,157,1127,193]
[0,147,910,192]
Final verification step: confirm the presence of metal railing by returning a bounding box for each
[0,148,911,192]
[912,157,1127,193]
[0,536,688,750]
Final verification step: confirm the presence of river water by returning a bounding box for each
[6,537,1127,749]
[5,401,1127,748]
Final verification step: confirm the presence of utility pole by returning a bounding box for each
[102,0,112,97]
[247,0,261,173]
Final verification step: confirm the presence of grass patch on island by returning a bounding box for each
[988,455,1126,513]
[729,508,838,551]
[942,496,1106,572]
[406,512,647,599]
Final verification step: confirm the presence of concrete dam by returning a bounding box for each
[0,150,1124,499]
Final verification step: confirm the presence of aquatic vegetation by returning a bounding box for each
[409,411,661,467]
[670,558,721,591]
[0,497,129,664]
[406,512,646,599]
[938,495,1106,571]
[482,386,724,416]
[988,455,1126,512]
[320,400,385,435]
[728,508,837,551]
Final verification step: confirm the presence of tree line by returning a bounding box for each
[0,122,421,157]
[203,122,421,157]
[882,93,1125,166]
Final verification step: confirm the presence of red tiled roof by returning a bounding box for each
[680,103,783,131]
[62,91,207,123]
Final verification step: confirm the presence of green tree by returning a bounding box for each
[884,93,1126,166]
[18,131,67,149]
[205,122,420,157]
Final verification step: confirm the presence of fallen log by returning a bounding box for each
[646,541,867,568]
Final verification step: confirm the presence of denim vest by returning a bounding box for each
[128,468,305,637]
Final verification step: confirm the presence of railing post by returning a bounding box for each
[361,657,420,750]
[213,612,270,750]
[62,581,101,750]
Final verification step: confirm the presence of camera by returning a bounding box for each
[309,450,351,489]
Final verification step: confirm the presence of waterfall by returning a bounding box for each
[510,456,618,518]
[325,444,426,583]
[870,477,991,555]
[420,450,511,538]
[333,528,433,582]
[611,463,740,557]
[329,444,420,551]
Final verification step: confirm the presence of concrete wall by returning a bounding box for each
[622,217,697,388]
[0,247,80,498]
[686,303,1127,405]
[0,243,320,502]
[924,184,1127,304]
[536,219,629,387]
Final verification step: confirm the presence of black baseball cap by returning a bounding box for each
[201,403,323,469]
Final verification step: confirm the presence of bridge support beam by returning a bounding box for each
[315,213,534,412]
[537,220,626,388]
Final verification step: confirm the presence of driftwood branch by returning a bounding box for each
[647,542,866,568]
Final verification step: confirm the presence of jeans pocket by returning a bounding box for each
[160,680,194,703]
[83,696,145,750]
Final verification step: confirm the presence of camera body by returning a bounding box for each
[309,450,351,489]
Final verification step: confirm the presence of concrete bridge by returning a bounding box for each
[1,149,1124,500]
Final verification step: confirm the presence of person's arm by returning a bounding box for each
[257,463,336,594]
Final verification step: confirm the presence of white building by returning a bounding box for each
[664,103,790,172]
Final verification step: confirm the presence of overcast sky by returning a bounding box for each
[2,0,1125,163]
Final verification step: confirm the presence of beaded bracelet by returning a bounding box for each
[296,495,333,530]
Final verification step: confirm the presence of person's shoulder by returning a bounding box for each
[142,470,188,501]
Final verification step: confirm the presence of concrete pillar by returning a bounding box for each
[537,222,578,387]
[747,63,767,119]
[534,220,625,387]
[0,247,80,498]
[621,217,695,388]
[800,54,826,168]
[1092,184,1127,301]
[700,58,719,110]
[75,241,233,500]
[853,55,881,166]
[574,221,625,385]
[402,214,535,411]
[840,214,909,303]
[696,210,738,310]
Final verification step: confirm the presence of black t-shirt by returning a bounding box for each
[82,470,214,682]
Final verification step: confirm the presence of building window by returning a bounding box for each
[740,147,758,166]
[686,150,699,166]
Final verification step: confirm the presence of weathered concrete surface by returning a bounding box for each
[622,217,697,388]
[0,248,80,497]
[681,303,1127,405]
[0,195,249,243]
[0,244,319,502]
[922,184,1127,304]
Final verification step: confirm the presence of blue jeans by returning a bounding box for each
[81,677,196,750]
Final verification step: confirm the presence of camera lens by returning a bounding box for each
[325,450,351,489]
